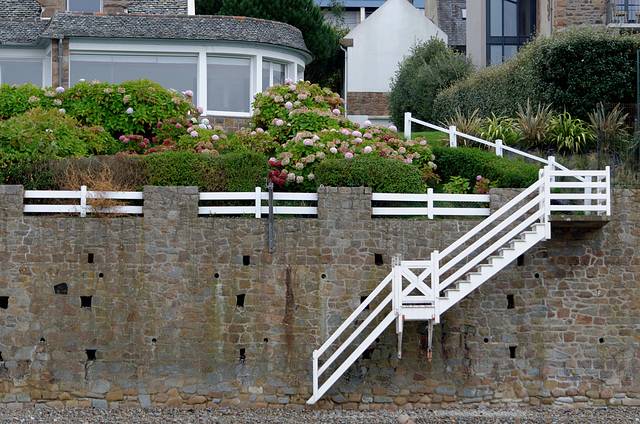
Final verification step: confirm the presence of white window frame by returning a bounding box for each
[67,0,103,13]
[261,59,288,91]
[67,39,309,118]
[206,54,253,116]
[0,48,49,87]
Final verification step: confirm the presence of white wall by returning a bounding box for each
[345,0,447,93]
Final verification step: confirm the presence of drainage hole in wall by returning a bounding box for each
[599,338,604,344]
[98,272,104,278]
[86,349,96,361]
[39,338,45,344]
[263,338,269,343]
[509,346,517,359]
[362,346,375,359]
[80,296,92,309]
[53,283,68,295]
[0,296,8,310]
[236,294,245,308]
[88,253,94,264]
[534,273,540,279]
[321,274,326,279]
[151,338,157,345]
[374,253,384,266]
[242,256,250,266]
[360,296,370,310]
[506,294,515,309]
[517,254,524,266]
[483,338,489,343]
[214,273,220,278]
[0,352,3,361]
[239,348,246,362]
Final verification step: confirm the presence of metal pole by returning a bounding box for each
[268,182,275,252]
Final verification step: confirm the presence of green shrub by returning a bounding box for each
[433,28,640,122]
[0,157,54,189]
[314,155,426,193]
[432,146,540,188]
[479,114,519,146]
[442,176,471,194]
[143,150,268,192]
[0,107,116,161]
[389,38,473,130]
[547,110,595,154]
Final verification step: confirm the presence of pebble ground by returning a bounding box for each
[1,406,640,424]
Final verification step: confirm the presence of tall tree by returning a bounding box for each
[195,0,342,90]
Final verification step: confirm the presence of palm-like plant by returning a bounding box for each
[588,102,628,144]
[514,100,553,150]
[442,107,482,146]
[548,110,595,154]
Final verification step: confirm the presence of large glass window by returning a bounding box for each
[70,54,197,101]
[0,59,43,86]
[486,0,535,65]
[262,60,286,90]
[208,56,251,113]
[68,0,102,12]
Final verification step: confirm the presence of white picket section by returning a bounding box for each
[372,189,490,218]
[308,166,611,405]
[198,188,318,217]
[23,186,143,216]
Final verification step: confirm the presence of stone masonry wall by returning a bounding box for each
[346,92,390,117]
[554,0,606,29]
[0,185,639,409]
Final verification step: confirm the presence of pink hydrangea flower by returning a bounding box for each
[389,125,398,132]
[363,146,372,154]
[354,138,362,144]
[126,107,133,114]
[119,135,126,141]
[197,106,204,114]
[185,90,194,97]
[296,175,304,183]
[289,84,297,91]
[256,128,264,134]
[176,123,182,129]
[190,131,198,137]
[212,134,219,141]
[55,86,65,94]
[340,129,350,136]
[285,78,294,84]
[79,78,86,82]
[330,147,338,154]
[352,131,362,137]
[287,172,296,181]
[420,140,427,146]
[285,101,293,110]
[363,133,372,139]
[363,120,372,127]
[405,158,413,164]
[303,139,314,146]
[345,152,354,159]
[276,119,284,126]
[477,175,483,181]
[251,131,256,135]
[313,135,320,141]
[332,109,340,115]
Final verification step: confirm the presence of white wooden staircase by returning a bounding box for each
[308,166,611,405]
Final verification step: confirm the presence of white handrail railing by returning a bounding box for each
[24,186,143,216]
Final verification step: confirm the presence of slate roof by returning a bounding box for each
[127,0,188,15]
[0,0,41,20]
[38,13,310,54]
[0,21,49,46]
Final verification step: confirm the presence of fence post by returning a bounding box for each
[80,185,87,217]
[431,250,439,324]
[495,139,503,157]
[585,175,592,216]
[548,156,556,184]
[543,166,551,240]
[427,187,434,220]
[404,112,412,140]
[255,186,261,218]
[449,126,457,148]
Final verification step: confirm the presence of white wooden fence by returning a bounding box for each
[21,186,492,218]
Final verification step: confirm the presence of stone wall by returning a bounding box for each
[346,92,390,117]
[554,0,606,29]
[0,185,639,409]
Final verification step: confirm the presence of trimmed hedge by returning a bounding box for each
[314,155,426,193]
[432,146,540,189]
[433,28,640,122]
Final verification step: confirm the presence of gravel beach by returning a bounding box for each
[1,406,640,424]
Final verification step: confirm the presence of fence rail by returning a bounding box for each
[21,186,493,218]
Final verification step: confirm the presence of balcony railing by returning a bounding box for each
[608,0,640,24]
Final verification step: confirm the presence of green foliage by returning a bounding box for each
[389,38,473,130]
[514,101,554,150]
[479,114,519,146]
[143,150,268,192]
[0,157,54,189]
[433,28,640,122]
[432,146,540,189]
[197,0,342,88]
[442,108,482,146]
[314,155,426,193]
[547,110,595,154]
[0,107,116,161]
[589,102,629,143]
[442,176,471,194]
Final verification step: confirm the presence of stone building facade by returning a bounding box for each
[0,185,638,409]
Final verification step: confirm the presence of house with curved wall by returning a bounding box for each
[0,0,312,130]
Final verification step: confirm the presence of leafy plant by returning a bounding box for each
[442,108,482,146]
[442,176,471,194]
[480,114,519,146]
[514,101,553,150]
[547,110,595,154]
[588,102,629,144]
